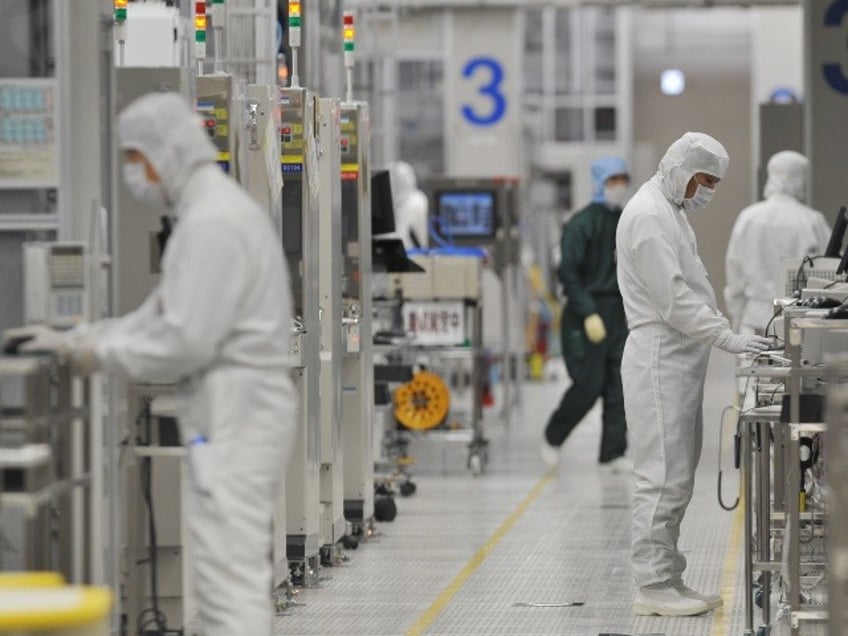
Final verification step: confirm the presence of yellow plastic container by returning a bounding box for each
[0,573,64,589]
[0,585,111,635]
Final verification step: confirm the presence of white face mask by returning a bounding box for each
[122,161,165,208]
[603,183,629,210]
[682,183,715,211]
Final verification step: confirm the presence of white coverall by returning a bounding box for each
[616,132,763,587]
[724,150,831,332]
[389,161,429,249]
[102,93,296,635]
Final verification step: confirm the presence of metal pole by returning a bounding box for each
[743,417,755,634]
[787,323,802,636]
[759,421,772,628]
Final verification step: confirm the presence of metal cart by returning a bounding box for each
[373,249,489,477]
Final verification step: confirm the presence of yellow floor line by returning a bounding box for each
[405,473,555,636]
[711,496,745,636]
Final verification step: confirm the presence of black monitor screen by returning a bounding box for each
[825,205,847,258]
[436,191,496,238]
[838,246,848,276]
[371,170,396,235]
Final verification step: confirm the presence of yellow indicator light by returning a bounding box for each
[343,26,355,40]
[115,0,127,7]
[289,1,301,17]
[195,15,207,29]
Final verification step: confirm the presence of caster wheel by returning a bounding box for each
[374,497,397,522]
[399,481,417,497]
[375,482,393,496]
[341,535,359,550]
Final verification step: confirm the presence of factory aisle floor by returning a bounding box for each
[273,351,821,636]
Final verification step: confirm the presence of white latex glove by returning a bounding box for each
[584,313,607,344]
[2,325,100,375]
[717,332,772,355]
[3,324,68,355]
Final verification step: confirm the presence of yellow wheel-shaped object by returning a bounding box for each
[394,370,450,431]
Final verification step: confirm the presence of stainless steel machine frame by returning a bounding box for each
[339,101,375,534]
[828,358,848,636]
[122,384,195,633]
[196,74,239,178]
[316,96,347,562]
[0,356,90,580]
[735,315,837,635]
[280,85,322,585]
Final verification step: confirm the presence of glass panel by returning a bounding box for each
[554,8,574,94]
[0,0,54,78]
[354,60,384,167]
[554,107,583,142]
[594,106,616,141]
[524,8,544,94]
[397,60,444,177]
[593,7,616,95]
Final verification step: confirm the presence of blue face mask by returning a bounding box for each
[682,183,715,211]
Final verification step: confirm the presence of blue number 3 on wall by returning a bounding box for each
[824,0,848,94]
[461,57,506,126]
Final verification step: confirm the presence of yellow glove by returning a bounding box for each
[584,313,607,344]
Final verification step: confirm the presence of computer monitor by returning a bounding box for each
[825,206,847,258]
[838,238,848,276]
[434,190,497,239]
[371,170,396,236]
[371,238,425,273]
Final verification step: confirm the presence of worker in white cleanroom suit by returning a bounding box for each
[724,150,831,333]
[616,132,771,617]
[389,160,429,249]
[6,92,296,636]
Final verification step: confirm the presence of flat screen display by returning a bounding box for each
[371,170,396,235]
[825,205,847,258]
[436,191,496,238]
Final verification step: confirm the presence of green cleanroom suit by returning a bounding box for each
[544,157,629,464]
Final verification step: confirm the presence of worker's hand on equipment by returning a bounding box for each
[584,313,607,344]
[2,325,101,375]
[3,324,69,355]
[717,332,772,355]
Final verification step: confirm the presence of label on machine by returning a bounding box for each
[403,301,466,346]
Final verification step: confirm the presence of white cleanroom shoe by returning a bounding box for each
[633,583,710,616]
[672,579,723,609]
[539,439,560,471]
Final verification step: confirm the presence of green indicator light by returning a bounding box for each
[289,16,301,28]
[115,8,127,21]
[195,30,207,42]
[344,41,355,52]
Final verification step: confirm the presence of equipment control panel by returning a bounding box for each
[24,242,88,328]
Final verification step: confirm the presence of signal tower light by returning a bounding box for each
[114,0,127,23]
[343,11,356,102]
[343,11,355,64]
[288,0,302,47]
[114,0,128,51]
[195,1,208,59]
